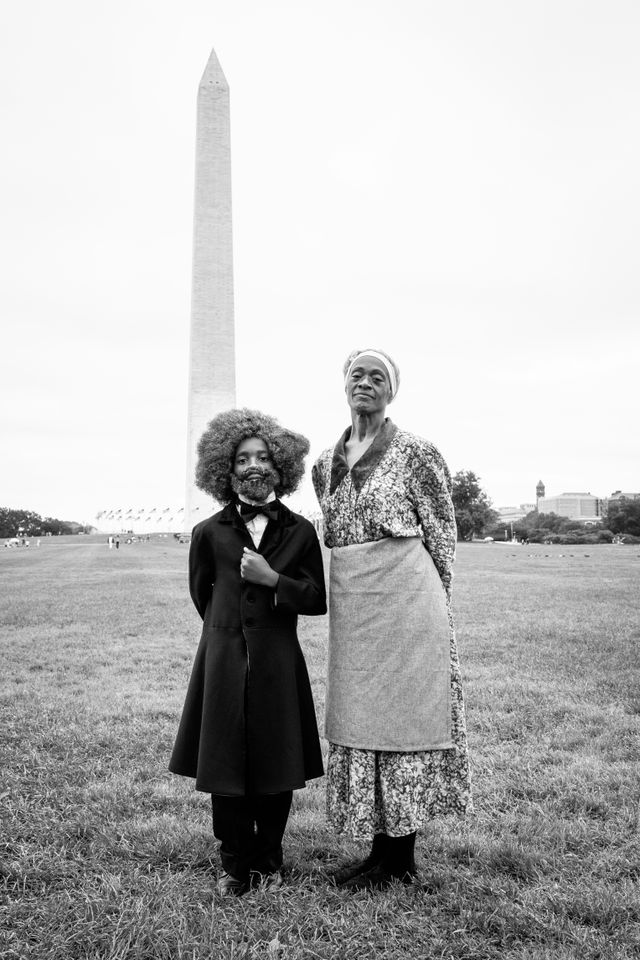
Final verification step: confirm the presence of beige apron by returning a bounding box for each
[325,537,452,751]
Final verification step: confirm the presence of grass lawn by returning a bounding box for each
[1,537,639,959]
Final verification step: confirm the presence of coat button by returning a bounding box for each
[245,617,255,627]
[247,593,255,604]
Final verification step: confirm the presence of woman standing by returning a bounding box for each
[312,349,472,890]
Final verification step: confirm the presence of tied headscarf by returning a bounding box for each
[344,349,399,400]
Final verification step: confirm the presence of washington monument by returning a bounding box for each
[184,48,236,531]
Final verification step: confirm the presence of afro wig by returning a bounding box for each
[195,408,310,504]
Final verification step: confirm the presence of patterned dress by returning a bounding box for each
[312,419,472,841]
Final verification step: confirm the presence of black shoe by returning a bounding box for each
[332,856,378,886]
[341,862,392,891]
[384,832,418,881]
[332,834,388,886]
[216,871,249,897]
[342,862,419,892]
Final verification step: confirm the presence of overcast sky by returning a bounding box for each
[1,0,638,523]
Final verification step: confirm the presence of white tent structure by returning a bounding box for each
[95,506,191,535]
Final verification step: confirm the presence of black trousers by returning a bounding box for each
[211,791,293,882]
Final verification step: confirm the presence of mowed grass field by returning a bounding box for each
[1,537,639,960]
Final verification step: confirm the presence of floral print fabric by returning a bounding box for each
[312,422,472,840]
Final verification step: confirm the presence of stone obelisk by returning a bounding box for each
[185,48,236,531]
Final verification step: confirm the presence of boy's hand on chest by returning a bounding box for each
[240,548,279,588]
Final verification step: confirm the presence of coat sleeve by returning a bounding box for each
[407,440,457,597]
[274,526,327,616]
[189,523,216,620]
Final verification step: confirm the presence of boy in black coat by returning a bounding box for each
[169,409,326,896]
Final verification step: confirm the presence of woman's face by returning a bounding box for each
[346,356,392,416]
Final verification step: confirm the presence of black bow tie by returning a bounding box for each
[238,500,280,523]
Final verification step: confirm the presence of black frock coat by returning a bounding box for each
[169,500,326,795]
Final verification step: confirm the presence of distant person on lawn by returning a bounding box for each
[169,409,326,897]
[312,348,472,890]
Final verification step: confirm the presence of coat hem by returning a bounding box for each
[193,774,322,795]
[168,766,324,795]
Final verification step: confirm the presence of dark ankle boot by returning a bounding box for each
[384,832,417,880]
[342,833,419,891]
[333,833,388,885]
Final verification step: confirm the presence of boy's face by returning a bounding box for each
[231,436,280,503]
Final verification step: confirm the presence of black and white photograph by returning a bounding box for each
[1,2,639,958]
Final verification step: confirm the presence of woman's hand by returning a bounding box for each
[240,548,279,588]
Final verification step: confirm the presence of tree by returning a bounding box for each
[486,509,619,544]
[451,471,498,541]
[0,508,43,538]
[529,512,579,533]
[606,498,640,537]
[41,516,74,536]
[0,508,81,538]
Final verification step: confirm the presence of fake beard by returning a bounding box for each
[231,466,280,503]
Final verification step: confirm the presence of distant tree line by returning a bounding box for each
[485,497,640,545]
[450,476,640,544]
[0,508,94,538]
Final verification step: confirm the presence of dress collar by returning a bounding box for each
[329,418,398,494]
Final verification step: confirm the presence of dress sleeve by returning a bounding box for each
[311,456,325,503]
[408,441,457,596]
[188,523,216,620]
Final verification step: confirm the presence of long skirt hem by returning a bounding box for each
[325,630,472,842]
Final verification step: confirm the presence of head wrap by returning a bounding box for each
[344,349,399,400]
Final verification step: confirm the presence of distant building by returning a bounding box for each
[500,483,636,528]
[496,504,536,523]
[537,491,603,523]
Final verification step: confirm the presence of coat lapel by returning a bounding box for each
[258,501,296,557]
[216,500,254,547]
